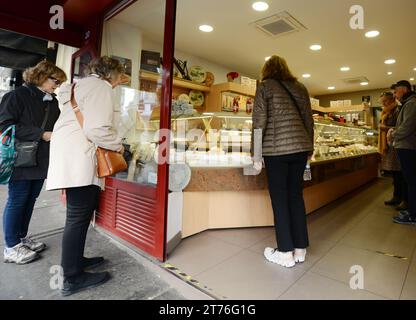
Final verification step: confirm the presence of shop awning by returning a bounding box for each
[0,29,48,70]
[0,0,125,48]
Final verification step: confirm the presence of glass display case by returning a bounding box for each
[114,84,379,185]
[313,120,378,163]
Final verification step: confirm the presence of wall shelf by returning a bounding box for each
[139,70,211,93]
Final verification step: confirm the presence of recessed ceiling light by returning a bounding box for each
[365,30,380,38]
[411,78,415,81]
[387,72,393,75]
[360,82,369,86]
[310,44,322,51]
[413,67,416,71]
[265,56,271,61]
[199,25,213,32]
[328,86,335,90]
[252,1,269,11]
[340,67,350,72]
[385,59,396,65]
[302,74,311,78]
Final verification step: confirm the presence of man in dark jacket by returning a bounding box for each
[389,80,416,225]
[0,60,66,264]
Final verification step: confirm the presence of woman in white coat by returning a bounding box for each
[47,56,125,296]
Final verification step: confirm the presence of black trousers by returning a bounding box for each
[61,185,100,279]
[391,171,404,199]
[397,149,416,219]
[264,152,309,252]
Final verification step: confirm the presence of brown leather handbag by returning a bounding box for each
[70,84,127,178]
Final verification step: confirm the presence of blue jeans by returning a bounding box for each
[3,179,44,248]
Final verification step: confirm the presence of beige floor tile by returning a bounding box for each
[311,244,409,299]
[195,250,306,300]
[167,233,243,276]
[308,220,356,244]
[400,253,416,300]
[340,214,416,258]
[205,227,275,249]
[279,271,387,300]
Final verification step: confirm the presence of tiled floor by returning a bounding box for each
[167,178,416,300]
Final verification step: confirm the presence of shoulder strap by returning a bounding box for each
[70,84,84,128]
[40,103,50,130]
[276,80,310,138]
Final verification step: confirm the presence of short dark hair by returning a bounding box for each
[394,80,412,91]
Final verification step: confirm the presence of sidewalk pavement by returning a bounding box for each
[0,185,211,300]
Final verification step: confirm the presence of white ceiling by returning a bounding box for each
[115,0,416,95]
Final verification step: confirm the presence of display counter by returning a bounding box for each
[96,84,380,250]
[180,151,379,238]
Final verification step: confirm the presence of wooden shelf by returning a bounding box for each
[139,70,211,92]
[210,82,256,97]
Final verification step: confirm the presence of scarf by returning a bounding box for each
[378,103,397,155]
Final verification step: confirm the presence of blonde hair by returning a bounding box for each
[261,55,297,82]
[23,60,67,86]
[86,56,125,82]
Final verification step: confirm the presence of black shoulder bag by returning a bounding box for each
[14,104,50,168]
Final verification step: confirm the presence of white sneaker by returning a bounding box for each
[4,243,38,264]
[21,236,46,253]
[294,249,307,263]
[264,247,295,268]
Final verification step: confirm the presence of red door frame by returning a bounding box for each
[157,0,177,261]
[92,0,176,261]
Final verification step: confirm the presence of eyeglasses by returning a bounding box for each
[380,92,394,98]
[49,77,62,86]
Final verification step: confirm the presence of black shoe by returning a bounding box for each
[384,197,401,206]
[396,202,408,211]
[83,257,105,270]
[61,272,111,297]
[392,213,416,225]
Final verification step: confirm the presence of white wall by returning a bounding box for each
[101,19,143,89]
[101,20,254,90]
[142,37,249,84]
[55,44,78,83]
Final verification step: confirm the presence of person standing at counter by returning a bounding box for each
[389,80,416,225]
[378,92,403,206]
[252,55,314,268]
[46,56,125,296]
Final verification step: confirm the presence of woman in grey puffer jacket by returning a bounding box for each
[252,55,314,268]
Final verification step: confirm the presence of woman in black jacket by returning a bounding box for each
[0,60,66,264]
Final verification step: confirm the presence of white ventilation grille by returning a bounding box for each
[343,76,369,84]
[253,11,307,38]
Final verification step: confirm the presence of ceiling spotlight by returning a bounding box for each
[199,25,214,32]
[340,67,350,72]
[252,1,269,11]
[384,59,396,65]
[387,72,393,75]
[365,30,380,38]
[413,68,416,71]
[302,74,311,78]
[265,56,271,61]
[360,82,369,86]
[328,86,335,90]
[310,44,322,51]
[411,78,415,81]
